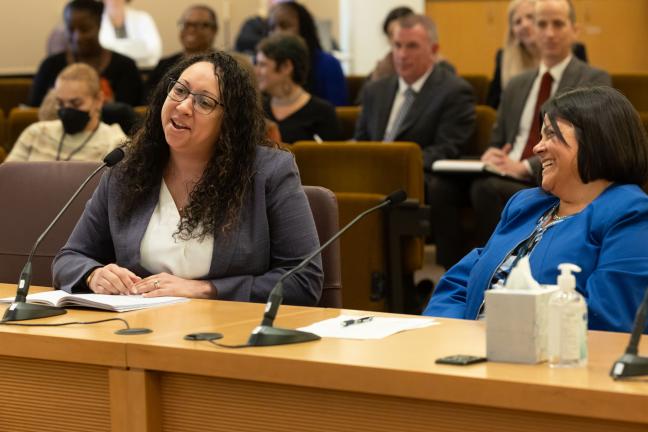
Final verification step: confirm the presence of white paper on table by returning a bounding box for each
[298,314,439,340]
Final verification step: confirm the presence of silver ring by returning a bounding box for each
[153,279,160,289]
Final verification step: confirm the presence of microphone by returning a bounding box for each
[610,286,648,379]
[2,148,125,322]
[246,189,407,347]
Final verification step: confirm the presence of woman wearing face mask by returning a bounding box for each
[424,86,648,333]
[53,51,323,304]
[6,63,126,162]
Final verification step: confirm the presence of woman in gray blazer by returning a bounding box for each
[53,51,323,305]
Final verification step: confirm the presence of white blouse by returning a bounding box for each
[139,180,214,279]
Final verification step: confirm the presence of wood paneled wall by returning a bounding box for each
[426,0,648,77]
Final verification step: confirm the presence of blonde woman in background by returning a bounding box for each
[486,0,587,108]
[486,0,539,108]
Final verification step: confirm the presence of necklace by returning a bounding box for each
[271,87,304,107]
[551,205,570,222]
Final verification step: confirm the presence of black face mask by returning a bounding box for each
[58,107,91,135]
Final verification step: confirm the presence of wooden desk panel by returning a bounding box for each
[0,284,647,431]
[127,308,648,430]
[0,355,111,432]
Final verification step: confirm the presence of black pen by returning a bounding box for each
[341,316,374,327]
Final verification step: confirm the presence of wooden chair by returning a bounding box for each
[0,108,5,152]
[345,75,366,106]
[335,106,361,140]
[461,74,490,105]
[303,186,342,308]
[0,78,32,115]
[5,107,38,152]
[464,105,497,157]
[641,111,648,134]
[612,74,648,112]
[293,141,428,313]
[0,161,102,286]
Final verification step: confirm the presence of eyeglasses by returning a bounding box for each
[167,79,224,115]
[177,20,216,31]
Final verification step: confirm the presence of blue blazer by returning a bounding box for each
[424,184,648,333]
[53,146,324,306]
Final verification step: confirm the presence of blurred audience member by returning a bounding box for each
[269,2,348,106]
[30,0,142,107]
[256,34,340,144]
[145,4,218,101]
[99,0,162,68]
[235,0,291,57]
[486,0,588,108]
[8,63,125,162]
[356,6,455,104]
[355,14,475,172]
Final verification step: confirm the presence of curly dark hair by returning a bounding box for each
[117,51,271,240]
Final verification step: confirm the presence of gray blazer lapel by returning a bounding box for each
[556,57,583,92]
[505,71,536,143]
[120,180,160,273]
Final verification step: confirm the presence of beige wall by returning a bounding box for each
[426,0,648,76]
[0,0,273,75]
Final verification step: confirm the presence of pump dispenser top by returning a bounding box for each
[557,263,581,292]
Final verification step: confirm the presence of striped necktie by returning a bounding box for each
[384,87,416,142]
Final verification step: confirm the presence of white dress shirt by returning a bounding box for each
[383,66,434,140]
[140,180,214,279]
[509,55,573,161]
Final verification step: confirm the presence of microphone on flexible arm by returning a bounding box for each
[246,189,408,347]
[610,286,648,379]
[2,147,125,322]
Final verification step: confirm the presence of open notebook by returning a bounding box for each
[432,160,533,184]
[0,290,189,312]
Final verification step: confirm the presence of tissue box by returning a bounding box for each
[486,285,558,364]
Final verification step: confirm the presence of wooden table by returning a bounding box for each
[0,284,646,432]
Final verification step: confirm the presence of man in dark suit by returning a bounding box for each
[354,14,475,176]
[431,0,611,269]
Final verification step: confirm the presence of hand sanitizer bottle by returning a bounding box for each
[548,263,588,367]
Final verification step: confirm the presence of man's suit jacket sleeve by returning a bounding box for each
[354,93,372,141]
[422,81,475,169]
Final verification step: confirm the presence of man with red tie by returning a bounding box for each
[430,0,610,270]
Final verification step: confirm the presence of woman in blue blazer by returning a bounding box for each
[53,52,323,305]
[424,86,648,333]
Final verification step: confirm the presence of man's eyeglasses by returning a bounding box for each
[167,79,224,115]
[177,20,216,31]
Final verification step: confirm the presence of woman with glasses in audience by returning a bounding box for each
[268,1,348,106]
[256,33,340,144]
[54,52,323,304]
[424,86,648,333]
[7,64,125,162]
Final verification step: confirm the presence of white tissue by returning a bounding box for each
[504,256,541,290]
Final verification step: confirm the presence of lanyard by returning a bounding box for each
[56,125,100,161]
